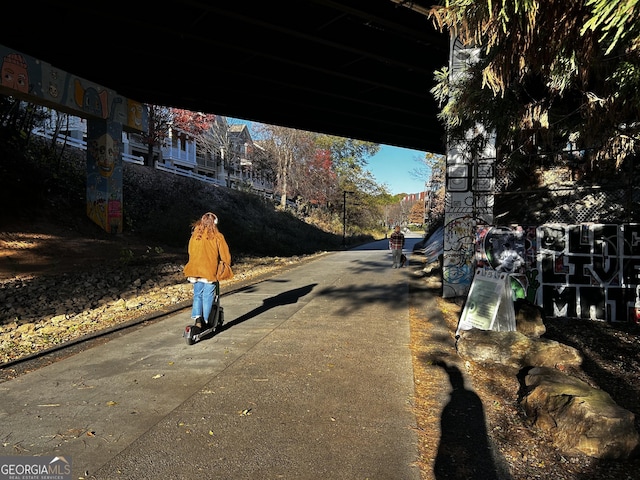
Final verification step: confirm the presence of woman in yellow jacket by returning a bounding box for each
[183,212,232,328]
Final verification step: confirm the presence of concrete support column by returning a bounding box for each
[86,118,124,234]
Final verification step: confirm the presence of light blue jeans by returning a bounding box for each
[191,281,216,323]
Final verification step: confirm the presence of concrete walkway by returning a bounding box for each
[0,235,427,480]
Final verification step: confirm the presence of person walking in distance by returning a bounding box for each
[183,212,232,329]
[389,225,405,268]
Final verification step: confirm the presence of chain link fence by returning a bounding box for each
[494,164,640,224]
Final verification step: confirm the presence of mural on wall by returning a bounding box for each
[0,45,148,132]
[0,52,30,94]
[86,120,123,233]
[443,130,496,297]
[128,100,146,131]
[475,224,640,323]
[475,225,540,304]
[442,216,480,298]
[0,44,148,235]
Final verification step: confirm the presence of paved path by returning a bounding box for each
[1,235,429,480]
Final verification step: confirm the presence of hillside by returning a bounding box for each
[0,135,349,278]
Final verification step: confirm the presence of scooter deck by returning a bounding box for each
[183,298,224,345]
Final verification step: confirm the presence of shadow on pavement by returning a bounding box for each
[219,283,317,331]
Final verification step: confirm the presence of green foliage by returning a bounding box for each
[119,248,135,264]
[428,0,640,168]
[582,0,640,54]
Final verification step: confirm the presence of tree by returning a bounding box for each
[424,154,445,225]
[254,124,316,208]
[140,105,173,167]
[296,147,338,206]
[409,151,434,186]
[384,195,409,228]
[172,109,216,137]
[409,200,425,224]
[315,136,380,191]
[311,135,390,232]
[195,116,246,188]
[248,125,389,234]
[428,0,640,170]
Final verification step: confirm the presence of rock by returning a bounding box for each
[521,366,640,459]
[456,324,640,460]
[514,298,546,337]
[0,261,193,363]
[456,328,583,370]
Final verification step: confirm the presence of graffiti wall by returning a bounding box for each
[475,224,640,323]
[86,120,124,233]
[442,37,496,298]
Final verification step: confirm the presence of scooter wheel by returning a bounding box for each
[184,326,195,345]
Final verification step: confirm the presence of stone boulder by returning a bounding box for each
[514,298,546,337]
[456,328,583,370]
[521,366,640,459]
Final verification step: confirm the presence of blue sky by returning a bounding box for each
[367,145,428,196]
[238,118,429,196]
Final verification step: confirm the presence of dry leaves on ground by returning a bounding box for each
[409,267,640,480]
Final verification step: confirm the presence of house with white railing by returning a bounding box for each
[35,110,275,194]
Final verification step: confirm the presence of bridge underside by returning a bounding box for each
[2,0,449,153]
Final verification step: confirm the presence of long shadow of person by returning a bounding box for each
[434,361,511,480]
[217,283,317,332]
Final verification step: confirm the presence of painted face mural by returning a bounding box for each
[47,69,61,99]
[129,102,144,129]
[88,133,119,178]
[1,53,29,93]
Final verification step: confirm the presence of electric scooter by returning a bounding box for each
[183,282,224,345]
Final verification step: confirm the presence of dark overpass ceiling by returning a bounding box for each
[2,0,449,153]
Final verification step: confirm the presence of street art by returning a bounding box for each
[1,45,147,131]
[443,216,478,298]
[475,224,640,323]
[0,52,29,94]
[443,155,496,297]
[0,43,148,236]
[86,121,124,234]
[442,39,497,298]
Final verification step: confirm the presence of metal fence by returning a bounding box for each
[494,164,639,224]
